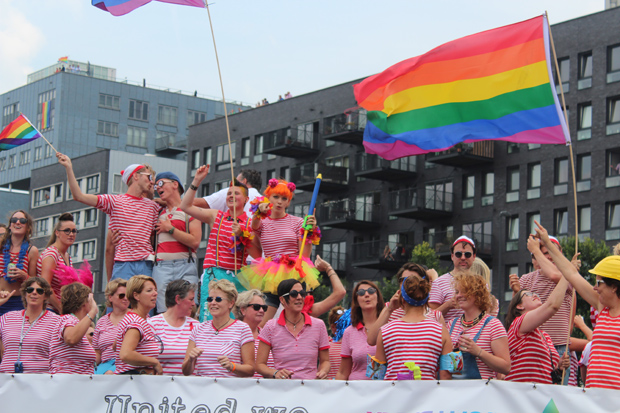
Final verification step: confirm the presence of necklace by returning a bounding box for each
[285,314,303,331]
[213,318,231,335]
[461,311,485,328]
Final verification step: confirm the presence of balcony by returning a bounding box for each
[426,142,494,168]
[423,230,455,259]
[317,199,381,230]
[290,163,349,193]
[388,188,453,220]
[317,250,347,276]
[323,109,367,145]
[352,240,412,270]
[354,153,416,181]
[263,127,319,158]
[155,136,187,156]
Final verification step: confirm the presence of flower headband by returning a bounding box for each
[268,178,296,193]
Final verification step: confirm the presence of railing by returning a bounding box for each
[389,187,453,212]
[155,135,187,150]
[423,230,456,255]
[290,163,348,185]
[355,153,416,172]
[318,199,381,223]
[263,127,319,150]
[426,141,494,158]
[323,109,367,135]
[319,250,347,271]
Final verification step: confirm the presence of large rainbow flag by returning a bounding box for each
[354,15,570,160]
[92,0,205,16]
[0,114,43,152]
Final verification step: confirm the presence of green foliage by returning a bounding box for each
[377,276,400,302]
[410,241,449,275]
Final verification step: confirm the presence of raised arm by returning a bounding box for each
[310,255,346,317]
[57,153,98,207]
[180,165,217,225]
[527,235,563,283]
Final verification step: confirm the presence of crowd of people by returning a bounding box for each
[0,156,618,391]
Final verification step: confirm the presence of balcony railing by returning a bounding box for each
[290,163,348,192]
[323,109,367,144]
[155,135,187,151]
[262,126,319,157]
[354,153,416,180]
[318,199,381,229]
[389,187,453,219]
[426,142,494,167]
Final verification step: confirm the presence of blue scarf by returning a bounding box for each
[2,239,29,284]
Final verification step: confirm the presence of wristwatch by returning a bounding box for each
[189,184,198,191]
[168,228,175,235]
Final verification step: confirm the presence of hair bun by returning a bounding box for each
[287,182,296,192]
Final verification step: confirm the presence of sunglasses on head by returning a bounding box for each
[247,303,268,311]
[26,287,45,295]
[206,296,224,303]
[282,289,307,299]
[155,180,174,188]
[454,251,473,259]
[59,228,79,235]
[10,217,28,225]
[356,287,377,296]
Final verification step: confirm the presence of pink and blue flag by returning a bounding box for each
[92,0,205,16]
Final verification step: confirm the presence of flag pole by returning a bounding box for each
[21,113,58,154]
[546,11,578,385]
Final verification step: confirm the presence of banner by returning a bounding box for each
[0,374,618,413]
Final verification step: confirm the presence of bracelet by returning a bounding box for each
[189,184,198,191]
[87,313,94,322]
[273,369,279,379]
[476,348,482,358]
[230,362,236,372]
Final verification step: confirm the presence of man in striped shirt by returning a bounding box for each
[58,153,160,281]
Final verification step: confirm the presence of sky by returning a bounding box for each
[0,0,605,107]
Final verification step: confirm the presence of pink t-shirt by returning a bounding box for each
[92,313,125,363]
[115,312,161,374]
[341,323,376,380]
[256,214,303,257]
[258,311,330,380]
[49,314,96,374]
[148,314,199,375]
[327,339,342,379]
[429,273,463,323]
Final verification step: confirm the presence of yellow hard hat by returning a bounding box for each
[589,255,620,281]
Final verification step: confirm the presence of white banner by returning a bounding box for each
[0,375,619,413]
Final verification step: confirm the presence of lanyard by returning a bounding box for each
[17,310,46,363]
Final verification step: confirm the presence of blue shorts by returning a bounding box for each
[111,260,153,281]
[152,259,199,313]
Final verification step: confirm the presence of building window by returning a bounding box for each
[19,150,30,166]
[34,218,50,238]
[577,153,591,192]
[578,205,591,241]
[606,148,620,188]
[99,93,120,110]
[191,150,200,170]
[556,57,570,93]
[506,167,519,202]
[321,241,346,271]
[507,143,520,154]
[607,96,620,135]
[203,147,212,167]
[37,89,55,131]
[608,44,620,83]
[280,166,290,182]
[462,175,474,209]
[2,102,19,127]
[157,105,177,126]
[527,212,540,235]
[128,99,148,121]
[425,181,453,211]
[201,184,210,198]
[254,135,264,163]
[294,203,309,217]
[216,142,236,171]
[187,110,207,127]
[554,209,568,237]
[461,221,492,255]
[241,137,251,166]
[606,202,620,240]
[97,121,119,137]
[84,208,98,228]
[8,154,16,168]
[506,216,519,251]
[34,146,42,161]
[297,122,317,147]
[577,103,592,140]
[113,174,126,194]
[578,52,593,89]
[0,158,5,171]
[266,169,276,187]
[86,175,100,194]
[528,143,541,150]
[527,163,541,199]
[481,172,494,206]
[214,180,230,192]
[33,183,64,208]
[554,158,568,195]
[127,126,147,147]
[45,144,54,158]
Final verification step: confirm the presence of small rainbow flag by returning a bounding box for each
[41,101,51,130]
[58,56,68,63]
[354,15,570,160]
[0,114,43,152]
[92,0,205,16]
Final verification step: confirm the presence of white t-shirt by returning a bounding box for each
[203,187,260,214]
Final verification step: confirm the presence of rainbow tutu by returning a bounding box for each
[237,255,320,294]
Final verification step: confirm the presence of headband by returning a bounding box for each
[548,236,561,249]
[400,281,429,307]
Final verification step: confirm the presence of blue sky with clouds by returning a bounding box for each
[0,0,604,106]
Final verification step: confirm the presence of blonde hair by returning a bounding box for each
[233,289,265,320]
[470,257,491,286]
[127,275,157,308]
[105,278,127,307]
[208,279,238,304]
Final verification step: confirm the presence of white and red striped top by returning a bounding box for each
[36,245,73,302]
[505,314,559,384]
[519,270,574,345]
[327,339,342,379]
[156,207,196,262]
[429,273,463,323]
[49,314,96,374]
[148,314,199,375]
[114,312,161,374]
[203,211,250,270]
[388,307,443,324]
[0,309,60,374]
[569,350,578,387]
[96,194,160,262]
[189,319,254,377]
[0,250,31,279]
[92,313,124,364]
[341,323,376,380]
[256,214,303,257]
[447,314,507,380]
[585,307,620,389]
[253,334,275,378]
[380,318,444,380]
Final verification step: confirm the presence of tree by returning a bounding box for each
[410,241,449,275]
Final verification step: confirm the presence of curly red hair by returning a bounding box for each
[452,271,492,313]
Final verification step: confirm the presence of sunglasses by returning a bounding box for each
[247,304,268,311]
[521,291,539,299]
[118,293,126,299]
[59,228,79,235]
[138,172,154,182]
[454,251,473,259]
[155,180,174,188]
[282,290,307,299]
[595,279,606,288]
[206,296,224,303]
[356,287,377,296]
[10,217,28,225]
[26,287,45,295]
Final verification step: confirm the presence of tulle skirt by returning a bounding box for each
[237,255,320,294]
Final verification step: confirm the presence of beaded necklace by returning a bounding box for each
[460,311,485,328]
[2,238,29,283]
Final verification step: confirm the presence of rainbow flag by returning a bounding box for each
[58,56,68,63]
[0,114,43,152]
[354,15,570,160]
[41,101,50,130]
[92,0,205,16]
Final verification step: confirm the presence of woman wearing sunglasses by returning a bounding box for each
[148,279,199,375]
[337,280,384,380]
[116,275,163,375]
[256,279,330,380]
[0,277,60,373]
[0,210,39,316]
[183,279,255,377]
[37,213,77,313]
[92,279,129,374]
[49,282,98,374]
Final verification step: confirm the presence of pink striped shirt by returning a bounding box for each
[0,250,31,279]
[585,308,620,389]
[92,313,124,363]
[96,194,160,262]
[189,319,254,377]
[341,323,376,380]
[115,312,161,374]
[253,334,275,378]
[156,207,196,261]
[429,273,463,323]
[388,307,443,323]
[36,245,73,302]
[327,339,342,379]
[203,211,250,270]
[49,314,96,374]
[259,311,330,380]
[381,319,444,380]
[0,310,60,374]
[148,314,199,375]
[256,214,303,257]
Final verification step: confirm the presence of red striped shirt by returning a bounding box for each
[114,312,161,374]
[189,319,254,377]
[256,214,303,257]
[36,245,73,302]
[388,307,443,323]
[203,211,250,270]
[585,308,620,389]
[156,207,196,261]
[49,314,96,374]
[380,319,443,380]
[569,350,578,387]
[429,273,463,323]
[148,314,199,375]
[341,323,376,380]
[0,310,60,374]
[0,250,31,278]
[96,194,160,262]
[327,339,342,379]
[92,314,124,363]
[253,334,275,378]
[505,314,559,384]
